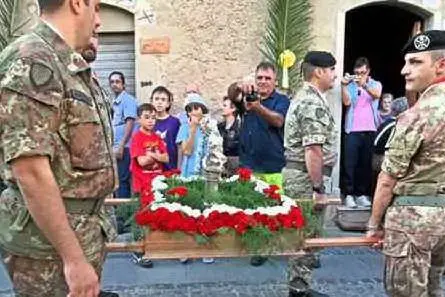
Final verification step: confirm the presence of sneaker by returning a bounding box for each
[356,195,372,208]
[344,195,357,208]
[202,257,215,264]
[131,253,153,268]
[179,258,189,264]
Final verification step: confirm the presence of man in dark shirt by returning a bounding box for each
[228,62,290,266]
[229,62,290,189]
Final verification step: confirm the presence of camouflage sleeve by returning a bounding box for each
[0,57,61,163]
[298,102,330,147]
[381,111,423,178]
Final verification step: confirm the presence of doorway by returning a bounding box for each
[339,3,428,194]
[344,4,425,97]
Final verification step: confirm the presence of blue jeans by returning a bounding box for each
[115,147,131,198]
[344,131,374,196]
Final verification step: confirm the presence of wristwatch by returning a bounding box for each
[312,185,325,194]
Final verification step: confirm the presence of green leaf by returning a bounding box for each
[260,0,313,92]
[194,234,210,245]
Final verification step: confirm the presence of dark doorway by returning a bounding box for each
[344,5,425,97]
[340,4,427,195]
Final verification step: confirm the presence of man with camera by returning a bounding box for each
[228,61,290,266]
[341,57,382,208]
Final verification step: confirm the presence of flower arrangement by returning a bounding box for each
[132,168,308,253]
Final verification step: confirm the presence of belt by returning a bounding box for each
[285,161,332,176]
[63,198,104,215]
[393,195,445,207]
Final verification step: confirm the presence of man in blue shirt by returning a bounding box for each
[230,62,290,190]
[229,62,290,266]
[109,71,138,198]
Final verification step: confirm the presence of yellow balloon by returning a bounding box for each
[279,50,296,69]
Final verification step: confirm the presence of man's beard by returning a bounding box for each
[82,49,97,63]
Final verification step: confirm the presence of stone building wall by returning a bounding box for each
[133,0,268,113]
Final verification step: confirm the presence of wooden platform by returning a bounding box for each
[104,198,378,258]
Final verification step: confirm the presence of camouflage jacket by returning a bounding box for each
[0,21,117,198]
[383,82,445,235]
[284,83,338,167]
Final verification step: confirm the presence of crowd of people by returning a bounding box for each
[2,1,445,297]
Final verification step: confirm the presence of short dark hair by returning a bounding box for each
[150,86,173,112]
[38,0,90,13]
[137,103,156,117]
[256,61,276,73]
[185,103,208,114]
[353,57,370,69]
[301,62,317,81]
[108,71,126,85]
[38,0,65,12]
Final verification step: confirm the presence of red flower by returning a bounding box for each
[164,168,181,178]
[237,168,252,182]
[263,185,281,201]
[167,186,188,197]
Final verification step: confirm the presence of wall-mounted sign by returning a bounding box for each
[140,37,170,54]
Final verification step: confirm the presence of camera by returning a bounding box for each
[245,90,259,102]
[344,73,358,81]
[227,83,259,103]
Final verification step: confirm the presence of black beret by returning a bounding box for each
[402,30,445,55]
[303,51,336,67]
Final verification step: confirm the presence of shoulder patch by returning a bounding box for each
[30,62,53,87]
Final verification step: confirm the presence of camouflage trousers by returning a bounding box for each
[384,229,445,297]
[2,244,106,297]
[283,167,324,294]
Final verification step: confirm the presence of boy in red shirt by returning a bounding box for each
[130,103,168,268]
[130,103,169,194]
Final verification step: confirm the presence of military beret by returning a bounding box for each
[402,30,445,55]
[303,51,336,67]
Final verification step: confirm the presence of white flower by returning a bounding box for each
[225,175,239,182]
[152,178,168,191]
[153,191,165,201]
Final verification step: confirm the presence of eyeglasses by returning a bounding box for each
[353,70,368,76]
[110,79,122,84]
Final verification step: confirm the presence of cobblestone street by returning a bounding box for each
[0,246,387,297]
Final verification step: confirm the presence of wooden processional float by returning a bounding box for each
[103,198,379,259]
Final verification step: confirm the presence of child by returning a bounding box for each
[176,94,211,178]
[130,103,169,268]
[150,86,181,170]
[217,96,240,177]
[176,94,214,264]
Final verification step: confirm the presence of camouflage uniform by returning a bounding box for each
[381,82,445,297]
[283,83,337,294]
[0,21,118,296]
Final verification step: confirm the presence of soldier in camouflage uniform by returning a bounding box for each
[283,51,338,297]
[0,0,118,296]
[367,30,445,297]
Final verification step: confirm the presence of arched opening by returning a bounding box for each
[92,3,136,96]
[339,2,432,195]
[343,2,431,98]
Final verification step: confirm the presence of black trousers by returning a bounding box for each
[344,131,375,196]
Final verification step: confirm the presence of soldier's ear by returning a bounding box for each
[313,67,323,79]
[69,0,83,15]
[435,56,445,76]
